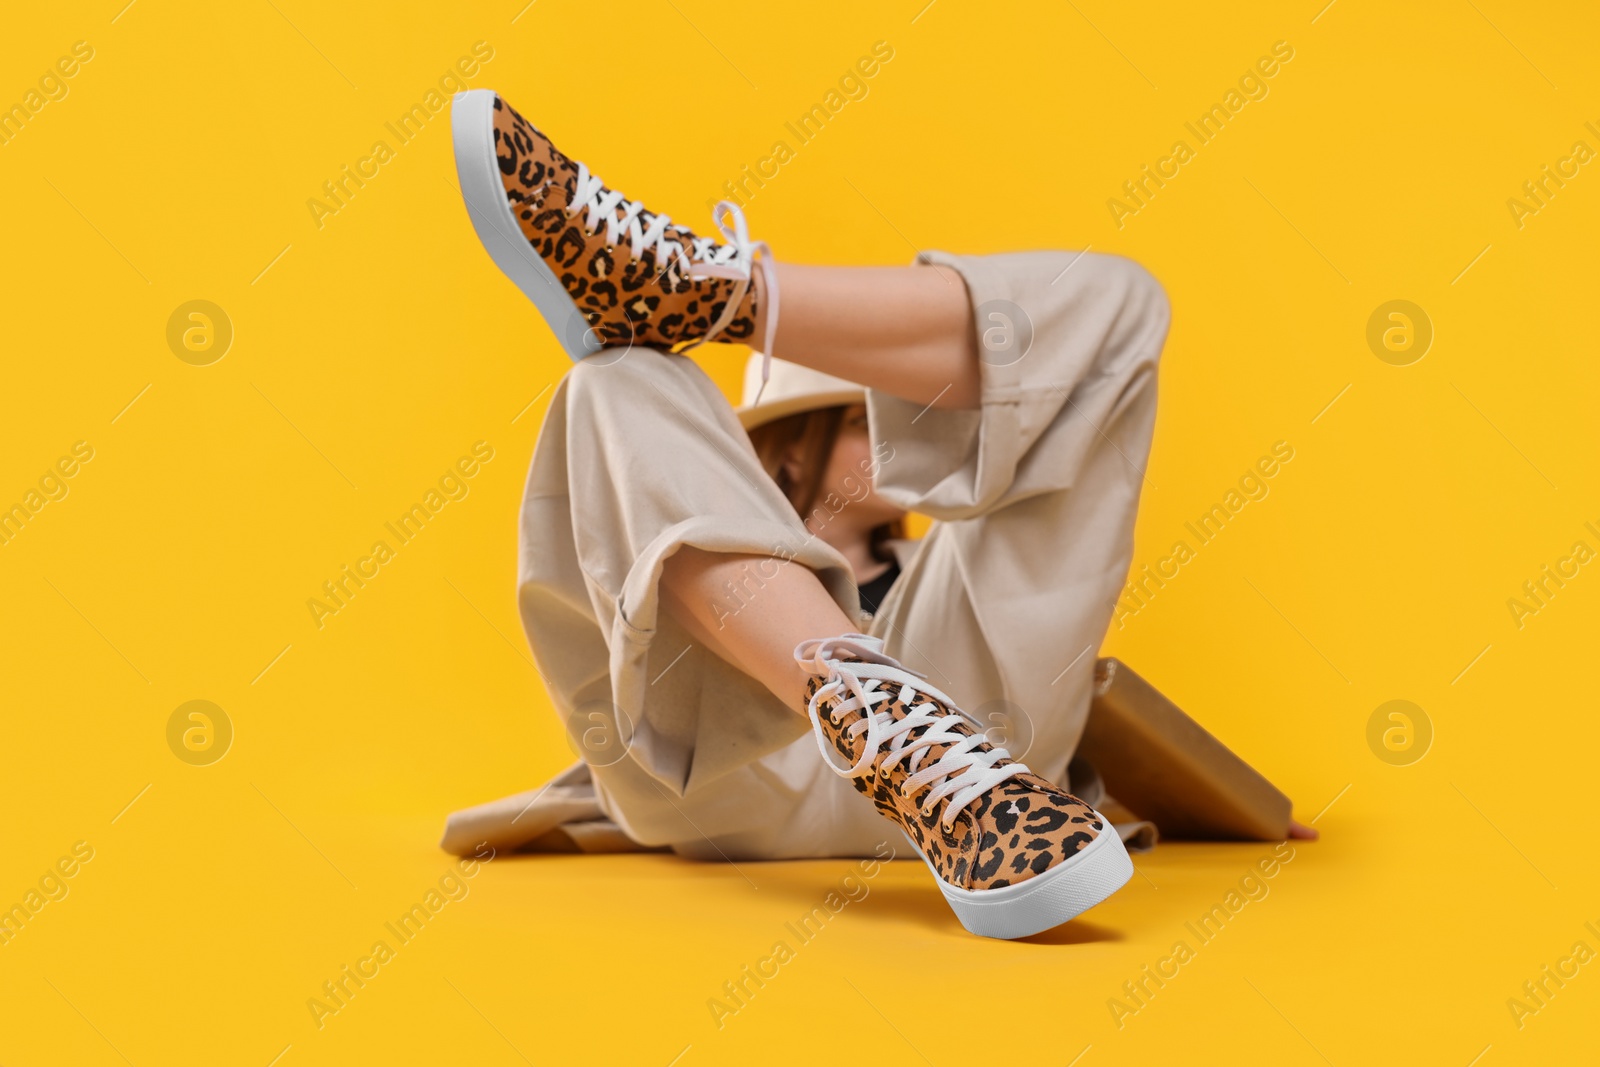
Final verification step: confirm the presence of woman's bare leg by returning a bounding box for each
[663,263,988,705]
[659,547,858,709]
[761,262,982,410]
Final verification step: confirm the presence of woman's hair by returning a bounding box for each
[746,405,904,563]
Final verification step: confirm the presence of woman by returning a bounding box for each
[442,89,1173,939]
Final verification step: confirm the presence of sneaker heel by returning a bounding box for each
[450,89,603,362]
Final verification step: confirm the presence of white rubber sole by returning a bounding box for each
[450,88,601,361]
[915,821,1134,940]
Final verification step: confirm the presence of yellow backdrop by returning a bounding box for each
[3,1,1596,1063]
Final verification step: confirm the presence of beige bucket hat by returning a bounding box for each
[734,352,865,430]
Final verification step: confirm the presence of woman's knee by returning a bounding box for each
[1082,254,1170,377]
[1098,254,1170,335]
[564,347,672,413]
[560,349,727,449]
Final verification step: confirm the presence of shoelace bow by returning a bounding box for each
[796,637,1030,831]
[568,161,779,399]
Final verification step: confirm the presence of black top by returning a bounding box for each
[857,559,901,617]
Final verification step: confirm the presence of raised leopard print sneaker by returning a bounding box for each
[451,89,778,388]
[795,634,1133,939]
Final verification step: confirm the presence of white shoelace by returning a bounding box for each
[568,162,779,398]
[794,635,1030,832]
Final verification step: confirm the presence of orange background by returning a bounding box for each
[2,1,1597,1063]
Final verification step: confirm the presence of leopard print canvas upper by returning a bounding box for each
[806,674,1105,892]
[491,96,760,350]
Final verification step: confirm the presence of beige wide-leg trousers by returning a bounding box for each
[447,250,1168,861]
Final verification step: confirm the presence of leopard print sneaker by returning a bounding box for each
[451,89,777,387]
[795,634,1133,939]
